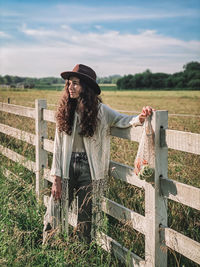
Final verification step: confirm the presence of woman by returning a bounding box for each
[50,64,152,243]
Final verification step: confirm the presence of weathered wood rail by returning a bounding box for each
[0,100,200,266]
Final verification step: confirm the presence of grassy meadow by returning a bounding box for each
[0,88,200,266]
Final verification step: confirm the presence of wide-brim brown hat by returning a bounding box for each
[61,64,101,95]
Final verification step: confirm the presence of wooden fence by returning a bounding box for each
[0,99,200,266]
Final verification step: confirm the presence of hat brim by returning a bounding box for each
[61,71,101,95]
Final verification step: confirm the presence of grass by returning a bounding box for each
[0,161,118,267]
[0,89,200,266]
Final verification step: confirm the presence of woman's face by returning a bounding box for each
[66,76,82,99]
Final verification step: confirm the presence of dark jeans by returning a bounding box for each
[68,152,92,243]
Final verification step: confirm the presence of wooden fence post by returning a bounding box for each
[35,99,48,201]
[145,110,168,266]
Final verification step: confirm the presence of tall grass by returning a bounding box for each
[0,159,121,266]
[0,90,200,266]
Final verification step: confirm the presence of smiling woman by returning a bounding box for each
[66,77,82,99]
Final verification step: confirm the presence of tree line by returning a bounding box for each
[0,76,64,89]
[0,74,121,89]
[97,75,121,84]
[1,61,199,90]
[117,62,200,90]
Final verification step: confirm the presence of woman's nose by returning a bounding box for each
[68,82,73,89]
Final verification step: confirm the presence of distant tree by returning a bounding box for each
[165,76,173,88]
[142,69,152,88]
[116,78,123,89]
[52,78,59,84]
[183,62,200,89]
[185,70,200,81]
[134,73,144,88]
[97,75,121,84]
[13,76,23,83]
[111,75,121,84]
[4,75,12,84]
[117,70,175,90]
[187,79,200,90]
[0,76,5,84]
[183,61,200,72]
[151,73,169,88]
[123,75,134,89]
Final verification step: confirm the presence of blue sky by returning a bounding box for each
[0,0,200,77]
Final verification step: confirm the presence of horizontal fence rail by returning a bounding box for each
[163,227,200,264]
[0,100,200,266]
[43,109,56,123]
[0,123,36,145]
[166,129,200,155]
[109,161,145,188]
[97,232,145,267]
[101,197,146,235]
[160,177,200,211]
[0,102,35,119]
[0,144,36,172]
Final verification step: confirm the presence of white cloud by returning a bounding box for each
[0,31,11,38]
[21,24,62,38]
[2,4,198,28]
[20,25,200,53]
[94,25,102,30]
[54,4,199,24]
[1,26,200,77]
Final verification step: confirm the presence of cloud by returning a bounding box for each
[1,26,200,77]
[54,4,199,24]
[0,31,11,38]
[21,24,62,38]
[20,25,200,55]
[2,4,199,28]
[94,25,102,30]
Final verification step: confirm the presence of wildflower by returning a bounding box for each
[134,157,155,182]
[139,165,155,183]
[134,157,148,175]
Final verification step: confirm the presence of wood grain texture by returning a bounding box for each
[160,177,200,210]
[0,123,35,145]
[164,227,200,264]
[0,102,35,118]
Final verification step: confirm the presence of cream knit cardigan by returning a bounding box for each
[48,103,142,238]
[50,103,142,180]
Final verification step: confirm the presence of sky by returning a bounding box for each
[0,0,200,78]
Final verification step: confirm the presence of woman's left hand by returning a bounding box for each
[139,106,154,123]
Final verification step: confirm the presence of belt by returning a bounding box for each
[71,152,88,162]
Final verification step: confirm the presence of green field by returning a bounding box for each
[0,89,200,266]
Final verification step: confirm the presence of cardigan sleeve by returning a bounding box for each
[50,127,62,177]
[101,103,143,128]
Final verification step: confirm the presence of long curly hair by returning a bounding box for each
[56,79,102,137]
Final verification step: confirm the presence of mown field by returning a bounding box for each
[0,89,200,266]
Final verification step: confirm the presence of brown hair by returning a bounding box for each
[56,79,102,137]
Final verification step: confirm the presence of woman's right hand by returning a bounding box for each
[51,176,62,200]
[139,106,154,124]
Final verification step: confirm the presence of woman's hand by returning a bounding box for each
[51,176,62,200]
[139,106,154,124]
